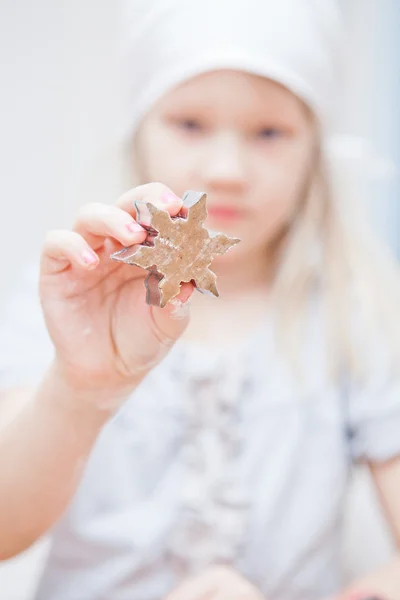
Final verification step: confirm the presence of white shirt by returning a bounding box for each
[1,267,400,600]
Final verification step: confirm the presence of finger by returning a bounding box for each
[167,282,195,320]
[116,182,183,219]
[147,282,195,353]
[74,203,147,248]
[146,294,193,366]
[41,230,100,275]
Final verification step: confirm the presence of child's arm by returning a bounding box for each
[0,183,192,559]
[0,376,115,559]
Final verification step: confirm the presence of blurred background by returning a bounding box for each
[0,1,399,598]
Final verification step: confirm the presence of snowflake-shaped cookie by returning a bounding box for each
[111,191,240,307]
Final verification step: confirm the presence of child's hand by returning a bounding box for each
[166,566,264,600]
[40,183,193,406]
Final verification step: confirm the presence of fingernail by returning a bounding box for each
[82,250,98,268]
[126,221,144,233]
[161,192,180,204]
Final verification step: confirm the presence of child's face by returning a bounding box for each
[135,70,317,262]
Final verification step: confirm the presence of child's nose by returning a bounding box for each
[201,132,248,192]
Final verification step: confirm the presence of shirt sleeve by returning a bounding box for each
[348,326,400,463]
[0,264,54,390]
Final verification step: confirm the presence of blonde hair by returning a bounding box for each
[273,147,400,381]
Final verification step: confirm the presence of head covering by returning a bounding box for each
[119,0,395,180]
[120,0,342,135]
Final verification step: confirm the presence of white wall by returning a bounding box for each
[0,0,120,287]
[341,0,399,253]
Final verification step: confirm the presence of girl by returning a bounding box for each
[1,1,400,599]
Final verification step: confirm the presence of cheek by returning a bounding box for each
[257,169,302,227]
[231,146,312,252]
[254,144,311,222]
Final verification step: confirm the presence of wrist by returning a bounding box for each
[37,359,134,424]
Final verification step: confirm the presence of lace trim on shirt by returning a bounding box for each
[165,346,253,575]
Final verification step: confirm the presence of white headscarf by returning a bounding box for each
[119,0,394,180]
[120,0,342,135]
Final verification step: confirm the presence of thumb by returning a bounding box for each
[150,282,194,344]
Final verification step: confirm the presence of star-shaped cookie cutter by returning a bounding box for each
[111,190,240,308]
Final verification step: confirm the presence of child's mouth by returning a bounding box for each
[207,205,244,222]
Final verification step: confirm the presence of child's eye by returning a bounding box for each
[177,119,203,132]
[256,127,283,140]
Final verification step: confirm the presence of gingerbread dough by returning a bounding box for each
[111,191,240,308]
